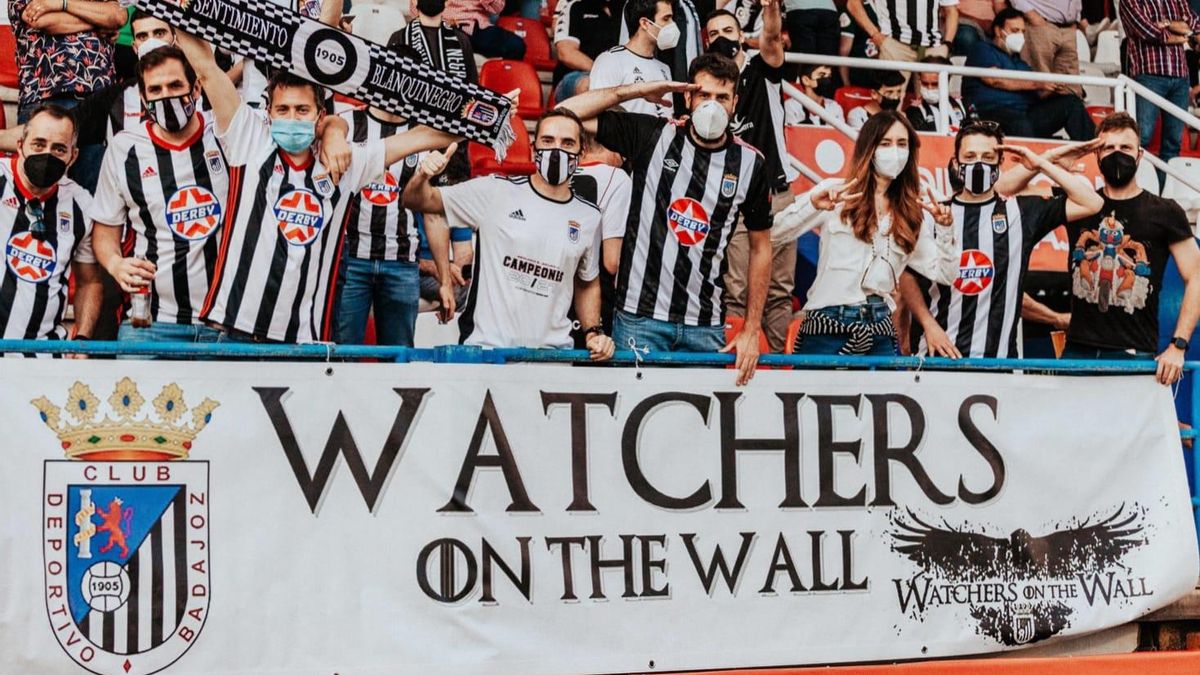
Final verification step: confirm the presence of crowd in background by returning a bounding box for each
[1,0,1198,387]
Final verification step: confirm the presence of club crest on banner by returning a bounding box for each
[667,197,710,247]
[954,249,994,296]
[7,231,57,283]
[36,379,216,675]
[166,187,222,241]
[274,189,326,246]
[361,172,400,206]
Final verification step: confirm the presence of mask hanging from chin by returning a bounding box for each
[706,36,740,59]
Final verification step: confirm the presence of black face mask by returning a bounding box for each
[812,76,836,99]
[1099,151,1138,188]
[22,153,68,189]
[706,36,740,59]
[880,96,901,111]
[416,0,446,16]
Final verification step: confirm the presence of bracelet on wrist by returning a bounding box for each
[582,325,605,338]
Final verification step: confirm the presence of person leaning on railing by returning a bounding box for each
[771,111,958,356]
[1006,113,1200,385]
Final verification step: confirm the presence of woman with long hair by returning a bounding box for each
[774,111,957,355]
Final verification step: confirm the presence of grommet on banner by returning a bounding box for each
[914,355,925,383]
[627,338,649,379]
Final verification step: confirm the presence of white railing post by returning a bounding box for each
[937,69,951,135]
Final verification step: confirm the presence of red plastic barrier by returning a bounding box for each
[681,651,1200,675]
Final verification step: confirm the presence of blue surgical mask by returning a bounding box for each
[271,118,316,154]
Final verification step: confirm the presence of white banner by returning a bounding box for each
[1,360,1197,674]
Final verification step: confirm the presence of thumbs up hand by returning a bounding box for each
[418,142,459,178]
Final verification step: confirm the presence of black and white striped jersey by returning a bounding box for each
[911,194,1066,358]
[595,111,771,327]
[202,105,384,343]
[441,175,601,349]
[0,158,95,339]
[872,0,957,47]
[340,109,423,262]
[92,113,228,326]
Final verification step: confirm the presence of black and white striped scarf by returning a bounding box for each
[798,312,897,355]
[139,0,514,155]
[402,20,468,83]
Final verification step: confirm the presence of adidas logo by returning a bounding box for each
[508,209,526,221]
[2,197,17,209]
[142,166,157,178]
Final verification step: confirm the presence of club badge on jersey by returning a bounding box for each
[721,173,738,198]
[534,148,579,186]
[568,220,580,243]
[166,186,223,241]
[274,189,326,246]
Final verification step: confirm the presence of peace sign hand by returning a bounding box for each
[418,142,459,178]
[811,177,862,211]
[921,185,953,226]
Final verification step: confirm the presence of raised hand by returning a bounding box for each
[418,142,458,178]
[1043,138,1103,170]
[997,143,1039,171]
[920,184,953,226]
[638,81,701,108]
[811,176,862,211]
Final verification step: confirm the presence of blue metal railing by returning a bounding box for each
[3,339,1195,544]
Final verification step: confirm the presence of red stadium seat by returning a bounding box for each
[0,26,17,90]
[784,317,802,355]
[723,315,771,369]
[1086,105,1114,128]
[497,16,557,72]
[469,114,536,176]
[0,104,7,131]
[834,86,875,117]
[480,59,544,120]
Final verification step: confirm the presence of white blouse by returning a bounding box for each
[774,179,958,311]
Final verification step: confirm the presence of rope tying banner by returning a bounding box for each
[138,0,514,157]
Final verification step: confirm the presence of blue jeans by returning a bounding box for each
[952,21,985,57]
[794,299,898,356]
[1135,74,1191,164]
[116,322,222,359]
[612,310,726,353]
[19,94,104,191]
[335,257,420,346]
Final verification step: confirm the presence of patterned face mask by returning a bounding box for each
[534,147,579,186]
[146,93,196,133]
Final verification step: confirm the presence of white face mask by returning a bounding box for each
[691,100,729,140]
[136,37,171,58]
[920,87,940,104]
[648,20,681,50]
[1004,31,1025,55]
[873,146,909,179]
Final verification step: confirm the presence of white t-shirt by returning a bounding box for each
[589,46,673,118]
[440,175,602,349]
[784,95,846,127]
[847,105,872,130]
[575,162,633,243]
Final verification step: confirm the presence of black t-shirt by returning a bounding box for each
[840,9,879,89]
[552,0,621,85]
[732,54,788,193]
[1066,190,1194,353]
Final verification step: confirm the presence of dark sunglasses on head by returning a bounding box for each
[25,200,45,240]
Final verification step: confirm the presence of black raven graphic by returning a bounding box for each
[888,505,1148,646]
[890,506,1145,583]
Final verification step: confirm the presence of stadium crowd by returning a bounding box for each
[0,0,1198,386]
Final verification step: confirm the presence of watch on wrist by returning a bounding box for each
[1172,337,1189,351]
[583,325,605,338]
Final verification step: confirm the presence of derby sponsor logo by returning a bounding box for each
[274,189,325,246]
[7,231,57,283]
[361,172,400,206]
[667,197,710,247]
[954,249,994,296]
[166,186,222,241]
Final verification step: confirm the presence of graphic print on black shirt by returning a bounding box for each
[1067,191,1194,353]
